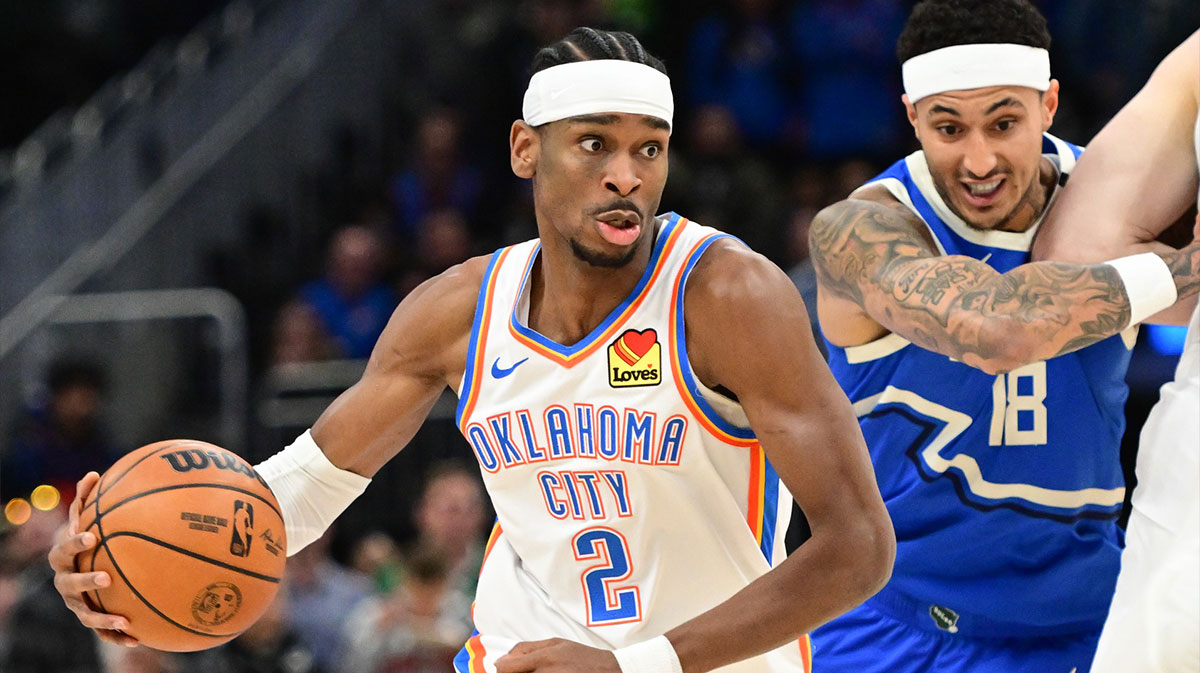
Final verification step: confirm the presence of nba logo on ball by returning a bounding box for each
[76,439,287,651]
[230,501,253,558]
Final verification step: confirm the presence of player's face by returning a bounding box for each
[511,112,670,268]
[906,82,1060,231]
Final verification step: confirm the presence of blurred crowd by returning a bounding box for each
[2,0,1198,671]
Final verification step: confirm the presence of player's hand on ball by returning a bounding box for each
[47,471,139,647]
[495,638,621,673]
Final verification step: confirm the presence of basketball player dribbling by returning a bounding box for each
[48,28,895,673]
[1035,30,1200,673]
[806,1,1200,671]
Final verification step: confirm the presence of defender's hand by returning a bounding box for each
[495,638,622,673]
[47,472,139,647]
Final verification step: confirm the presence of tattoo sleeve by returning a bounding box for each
[808,198,1156,373]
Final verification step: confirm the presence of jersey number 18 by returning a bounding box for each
[988,361,1048,446]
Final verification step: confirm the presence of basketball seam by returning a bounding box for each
[97,441,196,499]
[98,482,283,520]
[98,533,237,640]
[104,531,282,583]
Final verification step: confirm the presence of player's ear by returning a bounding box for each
[511,120,539,179]
[1040,79,1060,131]
[902,94,920,139]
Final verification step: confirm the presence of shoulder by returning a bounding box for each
[368,254,493,380]
[683,237,798,321]
[810,187,922,242]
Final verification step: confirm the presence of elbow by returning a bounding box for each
[966,321,1043,375]
[840,511,896,603]
[860,516,896,599]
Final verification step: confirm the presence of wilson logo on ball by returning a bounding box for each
[159,448,269,487]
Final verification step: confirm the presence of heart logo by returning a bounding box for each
[616,329,657,365]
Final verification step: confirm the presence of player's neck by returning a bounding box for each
[528,227,657,347]
[993,157,1057,233]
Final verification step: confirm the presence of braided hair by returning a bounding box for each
[530,27,667,76]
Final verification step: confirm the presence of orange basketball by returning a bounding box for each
[75,440,287,651]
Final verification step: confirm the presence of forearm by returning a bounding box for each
[866,247,1198,373]
[666,519,891,673]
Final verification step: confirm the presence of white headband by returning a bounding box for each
[522,60,674,131]
[902,43,1051,103]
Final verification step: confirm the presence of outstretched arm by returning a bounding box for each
[47,256,487,646]
[1034,30,1200,324]
[810,195,1200,374]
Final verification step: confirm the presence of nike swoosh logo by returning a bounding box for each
[491,357,528,379]
[549,85,575,100]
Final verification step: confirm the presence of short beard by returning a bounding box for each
[569,238,640,268]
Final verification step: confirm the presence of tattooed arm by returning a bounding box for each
[1034,31,1199,325]
[810,194,1200,375]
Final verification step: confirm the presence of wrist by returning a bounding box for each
[1105,252,1178,326]
[612,635,684,673]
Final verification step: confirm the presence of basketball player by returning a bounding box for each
[1035,30,1200,673]
[48,28,896,673]
[806,1,1200,671]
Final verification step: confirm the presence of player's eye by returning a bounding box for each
[640,143,662,159]
[995,119,1016,132]
[936,124,960,137]
[580,138,604,152]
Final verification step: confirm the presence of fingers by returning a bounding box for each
[53,567,112,598]
[95,628,140,648]
[69,472,100,533]
[496,640,563,673]
[495,653,533,673]
[61,591,130,632]
[508,639,560,656]
[48,531,98,571]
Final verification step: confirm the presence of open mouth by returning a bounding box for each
[960,178,1005,207]
[594,210,642,246]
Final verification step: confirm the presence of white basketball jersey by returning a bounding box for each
[451,214,810,673]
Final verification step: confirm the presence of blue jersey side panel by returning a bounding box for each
[825,135,1128,635]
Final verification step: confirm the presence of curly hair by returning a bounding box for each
[897,0,1051,64]
[530,27,667,76]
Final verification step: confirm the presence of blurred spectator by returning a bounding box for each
[0,552,19,662]
[665,104,786,259]
[286,529,371,672]
[829,157,879,202]
[411,463,488,600]
[295,225,399,361]
[686,0,796,149]
[338,547,473,673]
[186,583,321,673]
[271,300,340,366]
[1,507,104,673]
[350,531,405,595]
[2,357,123,502]
[387,108,485,238]
[396,208,475,297]
[789,0,907,158]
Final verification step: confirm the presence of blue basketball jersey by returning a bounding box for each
[823,135,1130,637]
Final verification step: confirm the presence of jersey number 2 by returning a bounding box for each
[989,361,1047,446]
[573,527,642,626]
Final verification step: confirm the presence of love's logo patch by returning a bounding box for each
[608,328,661,388]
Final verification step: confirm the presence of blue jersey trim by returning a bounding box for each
[671,233,757,441]
[760,457,780,562]
[508,213,682,356]
[456,249,506,429]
